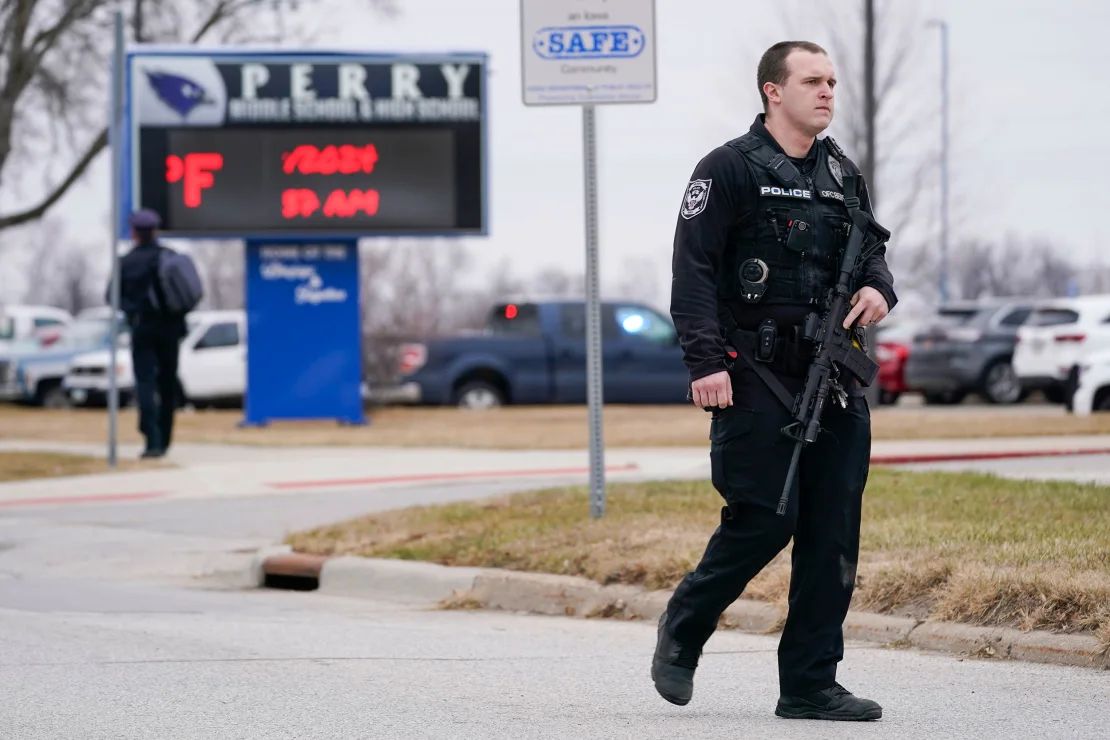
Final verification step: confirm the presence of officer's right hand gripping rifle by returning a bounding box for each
[774,172,892,516]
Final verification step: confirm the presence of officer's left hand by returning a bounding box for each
[843,286,889,329]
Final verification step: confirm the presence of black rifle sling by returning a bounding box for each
[842,171,861,213]
[726,329,798,413]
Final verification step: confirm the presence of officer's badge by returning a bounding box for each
[828,156,843,187]
[681,178,712,219]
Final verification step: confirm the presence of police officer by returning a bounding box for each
[652,41,897,721]
[111,209,188,459]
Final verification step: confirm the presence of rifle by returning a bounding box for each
[772,172,891,515]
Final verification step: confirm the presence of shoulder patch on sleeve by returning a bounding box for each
[680,178,712,219]
[827,155,843,186]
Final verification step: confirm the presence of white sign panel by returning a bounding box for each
[519,0,657,106]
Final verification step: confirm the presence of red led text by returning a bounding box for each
[282,188,380,219]
[282,189,320,219]
[281,144,379,175]
[165,153,223,208]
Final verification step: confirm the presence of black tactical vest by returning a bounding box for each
[720,132,855,308]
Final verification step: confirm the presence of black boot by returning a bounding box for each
[651,612,701,706]
[775,682,882,721]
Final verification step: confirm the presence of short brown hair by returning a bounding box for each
[757,41,828,112]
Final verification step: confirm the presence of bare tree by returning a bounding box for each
[606,256,662,308]
[188,240,244,310]
[482,258,528,303]
[929,235,1080,301]
[0,0,400,232]
[358,238,488,385]
[52,249,99,314]
[527,265,585,298]
[19,218,99,313]
[361,238,477,337]
[1077,257,1110,296]
[1027,237,1079,298]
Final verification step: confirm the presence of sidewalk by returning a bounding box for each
[870,434,1110,462]
[1,434,1109,508]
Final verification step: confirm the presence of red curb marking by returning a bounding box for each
[872,448,1110,465]
[0,491,168,508]
[267,463,641,490]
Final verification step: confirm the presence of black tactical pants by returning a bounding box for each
[664,368,871,697]
[131,334,181,453]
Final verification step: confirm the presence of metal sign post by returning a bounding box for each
[580,102,604,518]
[108,10,124,467]
[519,0,657,518]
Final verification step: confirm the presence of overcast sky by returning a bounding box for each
[2,0,1106,316]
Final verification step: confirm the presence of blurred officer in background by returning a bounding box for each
[652,40,896,721]
[110,209,188,458]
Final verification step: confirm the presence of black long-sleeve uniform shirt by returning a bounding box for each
[669,116,898,384]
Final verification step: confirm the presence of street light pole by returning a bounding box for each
[928,19,950,305]
[108,10,124,467]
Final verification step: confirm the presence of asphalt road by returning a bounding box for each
[1,470,1108,739]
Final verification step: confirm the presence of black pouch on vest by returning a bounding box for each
[784,209,815,253]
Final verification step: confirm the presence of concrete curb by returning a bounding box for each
[250,545,293,587]
[319,556,489,604]
[258,552,1109,671]
[908,621,1109,670]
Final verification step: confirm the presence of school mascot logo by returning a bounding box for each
[144,70,215,119]
[681,179,712,219]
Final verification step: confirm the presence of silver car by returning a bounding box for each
[903,297,1035,405]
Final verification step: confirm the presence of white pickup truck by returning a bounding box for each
[63,310,246,408]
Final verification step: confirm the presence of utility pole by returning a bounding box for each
[937,20,950,305]
[924,18,950,304]
[861,0,882,409]
[108,10,124,467]
[862,0,877,206]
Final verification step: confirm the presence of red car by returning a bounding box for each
[873,322,919,405]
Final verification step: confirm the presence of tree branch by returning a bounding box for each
[0,0,274,231]
[875,37,910,106]
[191,0,244,43]
[28,1,100,63]
[0,0,37,174]
[0,126,105,229]
[883,151,935,239]
[132,0,145,42]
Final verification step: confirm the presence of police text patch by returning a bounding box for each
[681,179,712,219]
[759,186,812,200]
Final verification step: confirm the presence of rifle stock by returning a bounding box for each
[775,175,891,516]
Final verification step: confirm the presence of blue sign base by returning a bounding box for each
[242,239,367,427]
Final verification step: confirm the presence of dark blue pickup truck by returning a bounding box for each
[394,300,691,407]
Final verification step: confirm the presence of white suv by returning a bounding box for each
[1012,295,1110,403]
[64,310,246,408]
[1069,349,1110,415]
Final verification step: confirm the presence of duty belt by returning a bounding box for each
[726,327,812,377]
[724,321,871,415]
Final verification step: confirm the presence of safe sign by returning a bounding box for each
[532,25,646,60]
